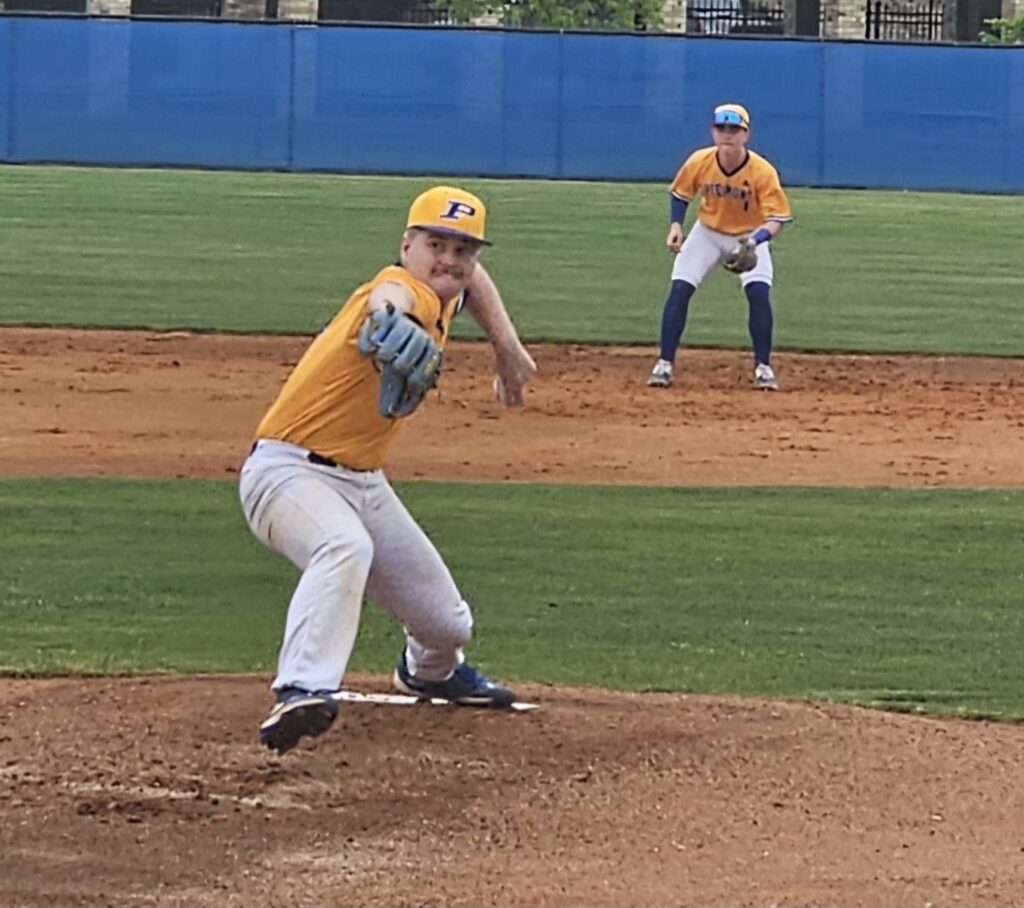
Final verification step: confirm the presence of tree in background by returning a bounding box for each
[980,7,1024,42]
[438,0,666,29]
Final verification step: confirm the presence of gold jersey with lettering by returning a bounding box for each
[255,265,457,471]
[670,147,793,236]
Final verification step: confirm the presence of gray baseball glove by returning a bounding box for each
[723,236,758,274]
[357,304,443,418]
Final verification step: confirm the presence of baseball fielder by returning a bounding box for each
[647,103,793,391]
[240,186,537,755]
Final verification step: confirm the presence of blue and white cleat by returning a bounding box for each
[259,687,339,755]
[392,651,516,708]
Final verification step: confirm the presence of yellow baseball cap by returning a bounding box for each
[406,185,491,245]
[713,103,751,130]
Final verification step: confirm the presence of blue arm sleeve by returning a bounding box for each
[670,196,688,224]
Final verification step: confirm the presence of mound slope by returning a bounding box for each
[2,675,1024,907]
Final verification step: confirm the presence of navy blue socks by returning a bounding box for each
[744,281,773,366]
[659,279,773,367]
[659,280,696,363]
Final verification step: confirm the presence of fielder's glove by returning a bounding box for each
[357,304,443,419]
[723,235,759,274]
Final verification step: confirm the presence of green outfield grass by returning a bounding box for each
[1,477,1021,720]
[2,164,1023,355]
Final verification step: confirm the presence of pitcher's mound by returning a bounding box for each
[2,675,1023,907]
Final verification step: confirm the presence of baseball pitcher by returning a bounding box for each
[240,186,537,755]
[647,103,793,391]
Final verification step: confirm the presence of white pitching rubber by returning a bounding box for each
[332,690,539,711]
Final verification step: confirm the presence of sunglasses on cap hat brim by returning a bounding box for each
[412,224,492,246]
[713,110,748,128]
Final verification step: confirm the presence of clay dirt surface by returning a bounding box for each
[2,327,1024,907]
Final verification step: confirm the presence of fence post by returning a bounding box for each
[791,0,822,33]
[956,0,1004,40]
[942,0,957,39]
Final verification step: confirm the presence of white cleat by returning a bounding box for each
[754,363,778,391]
[647,359,674,388]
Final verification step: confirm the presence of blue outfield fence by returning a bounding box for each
[1,17,1023,192]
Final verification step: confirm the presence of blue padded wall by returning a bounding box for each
[5,17,292,167]
[2,17,1022,192]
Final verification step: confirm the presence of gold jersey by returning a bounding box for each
[255,265,457,471]
[670,147,792,236]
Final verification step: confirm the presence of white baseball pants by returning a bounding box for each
[238,439,472,693]
[671,221,775,288]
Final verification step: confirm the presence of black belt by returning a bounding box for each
[249,441,339,469]
[307,451,339,468]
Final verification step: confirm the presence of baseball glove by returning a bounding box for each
[723,236,758,274]
[357,304,443,418]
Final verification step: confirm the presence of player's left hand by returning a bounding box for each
[723,235,758,274]
[493,342,537,406]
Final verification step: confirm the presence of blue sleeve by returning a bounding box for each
[670,195,688,224]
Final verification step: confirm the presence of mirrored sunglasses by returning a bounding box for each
[713,110,746,127]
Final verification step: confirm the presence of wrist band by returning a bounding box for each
[670,196,688,224]
[752,228,772,245]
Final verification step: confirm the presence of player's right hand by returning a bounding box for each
[494,342,537,407]
[666,225,684,253]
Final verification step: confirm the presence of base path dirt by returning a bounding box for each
[2,327,1024,907]
[2,326,1023,486]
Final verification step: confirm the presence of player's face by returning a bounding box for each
[712,123,749,151]
[402,229,482,300]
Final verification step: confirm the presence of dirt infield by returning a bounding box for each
[2,326,1024,907]
[3,327,1024,486]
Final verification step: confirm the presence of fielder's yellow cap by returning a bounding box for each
[406,185,491,245]
[713,103,751,130]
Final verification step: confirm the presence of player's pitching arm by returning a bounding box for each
[463,263,537,407]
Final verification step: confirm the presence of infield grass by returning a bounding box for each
[1,477,1021,720]
[2,164,1023,355]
